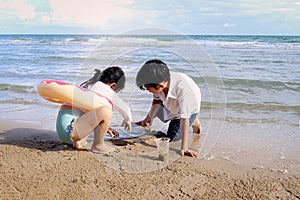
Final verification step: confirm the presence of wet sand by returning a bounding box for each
[0,119,299,200]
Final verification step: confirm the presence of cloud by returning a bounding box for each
[223,22,235,27]
[40,15,51,23]
[48,0,133,27]
[145,19,153,25]
[0,0,134,28]
[239,1,297,15]
[0,0,299,34]
[201,12,223,16]
[0,0,35,20]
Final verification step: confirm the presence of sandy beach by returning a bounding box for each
[0,119,299,200]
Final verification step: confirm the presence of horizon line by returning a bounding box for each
[0,33,300,37]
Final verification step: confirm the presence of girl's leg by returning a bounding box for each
[71,106,113,153]
[91,125,115,153]
[73,136,88,149]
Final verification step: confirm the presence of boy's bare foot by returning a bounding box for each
[193,126,201,134]
[191,133,201,147]
[73,139,87,149]
[91,143,116,154]
[191,117,202,134]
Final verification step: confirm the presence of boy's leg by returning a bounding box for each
[167,113,201,141]
[167,119,180,141]
[191,115,201,134]
[190,114,202,147]
[155,104,179,140]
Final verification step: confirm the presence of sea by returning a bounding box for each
[0,33,299,174]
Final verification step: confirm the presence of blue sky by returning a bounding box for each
[0,0,300,35]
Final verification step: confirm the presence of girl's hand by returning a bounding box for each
[181,149,199,157]
[107,128,119,139]
[122,120,131,132]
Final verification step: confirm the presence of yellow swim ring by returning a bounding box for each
[37,80,112,110]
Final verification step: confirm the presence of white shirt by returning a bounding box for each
[154,72,201,119]
[90,82,132,123]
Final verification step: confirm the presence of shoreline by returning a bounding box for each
[1,119,300,199]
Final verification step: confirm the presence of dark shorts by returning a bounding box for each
[156,105,198,141]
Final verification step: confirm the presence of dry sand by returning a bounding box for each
[0,119,299,200]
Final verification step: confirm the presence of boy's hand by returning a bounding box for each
[181,149,199,157]
[133,116,151,127]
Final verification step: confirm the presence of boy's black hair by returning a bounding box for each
[81,66,125,90]
[136,59,170,90]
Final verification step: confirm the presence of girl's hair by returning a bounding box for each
[136,59,170,90]
[80,66,125,91]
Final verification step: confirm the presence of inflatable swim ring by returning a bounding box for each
[37,80,112,110]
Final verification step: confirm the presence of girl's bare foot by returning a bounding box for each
[91,143,116,154]
[73,139,87,149]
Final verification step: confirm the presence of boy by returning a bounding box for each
[135,59,201,157]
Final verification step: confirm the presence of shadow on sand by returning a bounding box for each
[0,127,78,152]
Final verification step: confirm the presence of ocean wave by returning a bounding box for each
[219,116,298,126]
[0,35,106,46]
[201,101,300,113]
[223,116,279,123]
[196,76,300,92]
[0,99,59,108]
[223,78,299,92]
[1,35,300,51]
[197,40,300,50]
[0,84,36,93]
[2,79,297,111]
[42,55,86,62]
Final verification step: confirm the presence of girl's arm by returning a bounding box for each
[111,92,132,132]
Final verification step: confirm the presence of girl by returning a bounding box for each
[56,66,132,154]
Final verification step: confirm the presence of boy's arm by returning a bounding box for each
[180,118,199,157]
[148,99,162,120]
[135,99,161,127]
